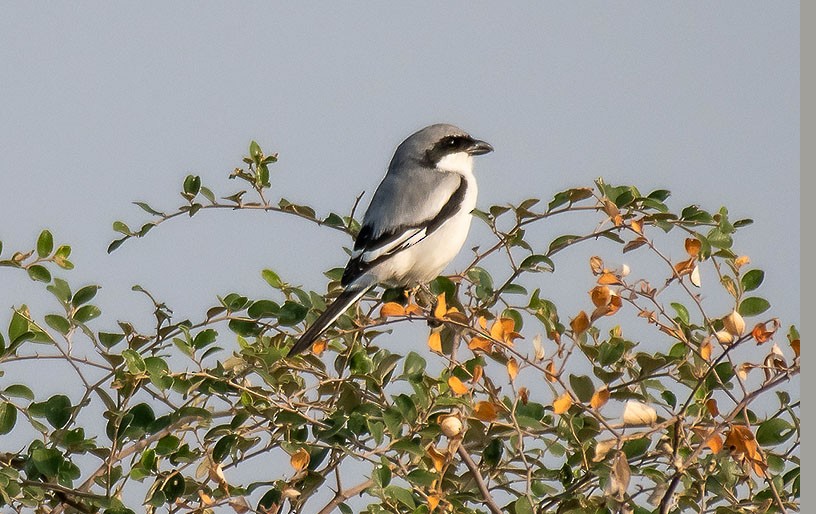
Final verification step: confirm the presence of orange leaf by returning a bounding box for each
[751,319,780,344]
[570,311,590,335]
[590,256,604,275]
[590,386,610,409]
[724,425,767,476]
[674,257,695,276]
[471,364,483,383]
[405,303,423,316]
[553,393,573,415]
[597,272,622,285]
[685,237,702,258]
[428,331,442,352]
[428,495,441,512]
[591,295,622,321]
[448,376,469,395]
[380,302,406,318]
[700,338,712,360]
[478,316,488,331]
[590,286,611,307]
[468,336,492,352]
[489,318,505,340]
[426,445,446,472]
[473,401,498,422]
[434,293,447,319]
[791,338,800,358]
[507,358,519,381]
[311,340,327,356]
[290,448,310,472]
[705,398,719,417]
[707,433,724,454]
[518,386,529,405]
[545,361,558,382]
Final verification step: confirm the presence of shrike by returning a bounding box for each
[287,123,493,356]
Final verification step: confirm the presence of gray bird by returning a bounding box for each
[288,123,493,356]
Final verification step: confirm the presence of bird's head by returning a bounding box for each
[392,123,493,175]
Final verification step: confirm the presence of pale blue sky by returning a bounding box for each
[0,2,800,501]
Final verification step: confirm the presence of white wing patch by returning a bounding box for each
[352,226,429,263]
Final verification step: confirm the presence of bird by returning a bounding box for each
[287,123,493,357]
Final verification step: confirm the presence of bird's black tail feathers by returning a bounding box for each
[287,286,372,357]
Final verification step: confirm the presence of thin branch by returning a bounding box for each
[456,445,504,514]
[315,478,374,514]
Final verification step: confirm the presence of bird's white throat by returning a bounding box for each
[435,151,474,175]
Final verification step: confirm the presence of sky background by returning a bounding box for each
[0,1,800,509]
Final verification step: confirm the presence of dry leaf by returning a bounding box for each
[590,386,610,410]
[478,316,488,330]
[290,448,310,472]
[734,255,751,269]
[690,265,702,287]
[518,387,529,405]
[707,433,724,453]
[590,256,604,275]
[674,257,695,276]
[473,401,499,422]
[428,494,441,512]
[570,311,590,335]
[685,237,702,257]
[405,303,423,316]
[604,451,631,500]
[705,398,719,417]
[752,319,780,344]
[507,357,519,381]
[715,330,735,345]
[532,334,546,361]
[790,338,800,358]
[593,438,617,462]
[428,331,442,352]
[723,310,746,337]
[380,302,406,318]
[622,400,657,425]
[725,425,767,476]
[448,376,469,395]
[198,490,215,505]
[545,361,558,382]
[489,317,522,346]
[630,218,644,235]
[553,393,573,415]
[597,272,622,285]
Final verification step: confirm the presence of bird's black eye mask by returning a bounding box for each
[425,135,474,165]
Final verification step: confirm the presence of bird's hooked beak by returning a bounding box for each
[466,139,494,156]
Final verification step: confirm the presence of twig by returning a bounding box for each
[316,478,374,514]
[456,445,503,514]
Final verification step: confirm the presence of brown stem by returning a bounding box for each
[456,445,504,514]
[315,478,374,514]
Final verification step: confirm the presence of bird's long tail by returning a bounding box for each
[287,285,372,357]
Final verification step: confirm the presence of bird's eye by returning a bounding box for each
[446,137,458,146]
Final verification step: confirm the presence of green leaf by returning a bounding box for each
[622,437,651,458]
[403,352,426,378]
[278,301,308,326]
[247,300,280,319]
[0,402,17,435]
[756,418,794,446]
[161,470,185,502]
[738,297,771,317]
[384,485,416,509]
[548,234,581,254]
[30,447,64,478]
[519,254,555,272]
[213,434,238,463]
[598,339,626,367]
[73,304,101,323]
[741,270,765,292]
[30,394,72,429]
[37,230,54,258]
[27,265,51,283]
[513,497,535,514]
[72,285,100,306]
[44,314,71,335]
[47,278,72,304]
[122,349,146,374]
[133,201,165,216]
[569,374,595,403]
[112,221,132,235]
[261,269,283,289]
[99,332,125,348]
[373,465,391,487]
[670,303,690,325]
[182,175,201,197]
[4,384,34,400]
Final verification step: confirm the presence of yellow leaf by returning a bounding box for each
[434,293,447,319]
[478,316,488,330]
[553,393,573,415]
[428,331,442,352]
[685,237,702,257]
[426,445,446,472]
[473,401,498,422]
[570,311,590,335]
[448,376,468,395]
[590,386,610,410]
[290,448,310,472]
[700,338,712,360]
[468,336,492,352]
[507,358,519,381]
[428,494,441,512]
[471,364,483,383]
[630,218,643,235]
[734,255,751,269]
[198,490,215,505]
[380,302,406,318]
